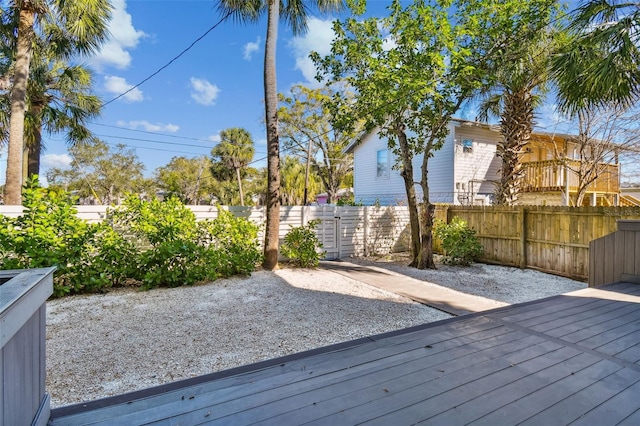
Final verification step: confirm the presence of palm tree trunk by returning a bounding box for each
[5,5,35,204]
[236,166,245,206]
[262,0,281,270]
[27,102,44,180]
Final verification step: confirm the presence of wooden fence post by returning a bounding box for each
[520,206,527,269]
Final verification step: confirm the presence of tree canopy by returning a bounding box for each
[314,0,559,268]
[278,84,356,204]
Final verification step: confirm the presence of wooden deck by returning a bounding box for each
[49,282,640,425]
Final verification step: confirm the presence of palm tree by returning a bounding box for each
[4,0,110,205]
[20,55,101,179]
[553,0,640,113]
[211,128,255,206]
[477,33,557,205]
[215,0,346,270]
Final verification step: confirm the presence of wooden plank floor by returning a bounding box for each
[49,282,640,426]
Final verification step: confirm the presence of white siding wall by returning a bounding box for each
[352,122,500,206]
[422,122,456,203]
[452,123,501,205]
[353,131,407,205]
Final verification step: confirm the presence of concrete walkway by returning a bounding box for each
[320,260,508,316]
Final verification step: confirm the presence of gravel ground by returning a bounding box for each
[46,258,586,408]
[350,253,587,304]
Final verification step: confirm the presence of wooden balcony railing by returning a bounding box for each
[521,160,619,194]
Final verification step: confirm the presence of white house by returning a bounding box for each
[345,118,502,206]
[345,118,631,207]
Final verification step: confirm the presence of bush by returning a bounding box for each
[0,185,263,296]
[433,217,483,266]
[109,195,197,247]
[197,208,262,277]
[281,220,325,267]
[0,179,102,296]
[111,200,261,289]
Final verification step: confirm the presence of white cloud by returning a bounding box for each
[117,120,179,133]
[208,133,221,142]
[244,37,261,60]
[289,18,336,85]
[104,75,144,102]
[42,153,72,169]
[89,0,146,71]
[190,78,220,106]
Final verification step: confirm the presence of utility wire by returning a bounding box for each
[101,10,233,107]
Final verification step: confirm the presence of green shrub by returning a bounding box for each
[0,186,263,296]
[281,220,325,268]
[433,217,483,266]
[197,208,262,277]
[0,179,102,296]
[109,195,197,247]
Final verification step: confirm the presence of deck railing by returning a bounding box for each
[0,268,55,426]
[521,160,619,194]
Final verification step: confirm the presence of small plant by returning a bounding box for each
[281,219,325,267]
[433,217,483,266]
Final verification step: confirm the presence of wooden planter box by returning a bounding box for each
[0,268,54,426]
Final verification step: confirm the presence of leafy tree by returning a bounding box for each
[278,84,356,204]
[154,156,215,205]
[210,128,255,206]
[46,140,148,204]
[477,30,561,205]
[314,0,558,269]
[553,1,640,113]
[215,0,347,270]
[4,0,111,205]
[280,155,321,205]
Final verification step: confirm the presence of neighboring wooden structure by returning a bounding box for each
[50,282,640,425]
[589,220,640,287]
[520,133,621,207]
[0,268,54,426]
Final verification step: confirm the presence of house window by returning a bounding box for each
[377,149,389,178]
[462,139,473,154]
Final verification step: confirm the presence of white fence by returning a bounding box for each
[0,205,413,260]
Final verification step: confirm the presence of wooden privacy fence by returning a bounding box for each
[4,204,640,280]
[441,205,640,280]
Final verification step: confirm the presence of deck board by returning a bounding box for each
[50,282,640,426]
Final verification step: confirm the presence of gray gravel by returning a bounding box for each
[46,268,451,408]
[46,259,586,408]
[350,254,587,304]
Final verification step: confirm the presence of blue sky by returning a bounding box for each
[1,0,403,184]
[1,0,584,185]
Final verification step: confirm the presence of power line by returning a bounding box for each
[91,122,217,143]
[101,10,233,107]
[94,133,216,149]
